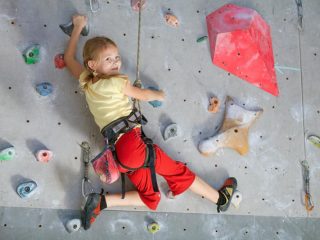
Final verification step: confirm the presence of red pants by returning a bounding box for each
[115,127,196,210]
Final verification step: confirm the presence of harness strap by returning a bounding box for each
[147,143,159,193]
[121,173,126,199]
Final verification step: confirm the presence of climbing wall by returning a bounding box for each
[0,0,319,236]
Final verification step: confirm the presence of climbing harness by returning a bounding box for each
[99,108,159,199]
[80,141,97,198]
[301,160,314,214]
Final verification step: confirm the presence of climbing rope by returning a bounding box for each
[133,0,143,116]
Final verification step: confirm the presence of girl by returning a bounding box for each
[64,15,237,230]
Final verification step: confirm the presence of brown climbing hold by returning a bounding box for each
[165,13,179,28]
[36,150,53,163]
[208,97,220,113]
[199,97,262,156]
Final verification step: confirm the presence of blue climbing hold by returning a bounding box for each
[16,181,37,198]
[36,82,53,96]
[148,87,162,108]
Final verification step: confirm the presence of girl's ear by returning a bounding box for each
[87,60,97,71]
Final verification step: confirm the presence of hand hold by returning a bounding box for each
[36,82,53,96]
[307,135,320,148]
[199,97,263,156]
[59,21,89,37]
[23,44,40,64]
[166,190,175,199]
[147,222,160,234]
[231,190,242,208]
[165,13,179,28]
[66,219,81,233]
[208,97,220,113]
[35,150,53,163]
[54,53,66,69]
[0,147,15,161]
[163,123,178,141]
[16,181,37,198]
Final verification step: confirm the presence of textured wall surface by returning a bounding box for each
[0,0,319,237]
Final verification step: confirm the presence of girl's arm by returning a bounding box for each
[64,15,87,79]
[123,81,165,102]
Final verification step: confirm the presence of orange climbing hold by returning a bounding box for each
[165,13,179,27]
[208,97,220,113]
[36,150,53,163]
[206,4,278,96]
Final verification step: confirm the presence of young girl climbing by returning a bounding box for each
[64,14,238,230]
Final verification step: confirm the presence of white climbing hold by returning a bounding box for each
[231,190,242,208]
[66,219,81,233]
[166,190,175,199]
[163,123,178,141]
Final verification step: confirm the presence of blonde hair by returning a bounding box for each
[80,36,127,90]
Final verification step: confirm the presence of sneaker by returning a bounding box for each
[82,193,106,230]
[217,177,237,213]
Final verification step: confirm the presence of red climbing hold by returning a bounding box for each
[206,4,279,96]
[36,150,53,163]
[54,53,66,69]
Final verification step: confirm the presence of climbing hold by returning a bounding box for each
[35,150,53,163]
[165,13,179,27]
[0,147,15,161]
[147,222,160,234]
[206,4,278,96]
[166,190,175,199]
[199,97,262,156]
[59,21,89,37]
[231,190,242,208]
[66,219,81,233]
[148,87,162,108]
[307,135,320,148]
[208,97,220,113]
[36,82,53,96]
[54,53,66,69]
[23,44,40,64]
[163,123,178,141]
[197,36,208,43]
[131,0,146,11]
[16,181,37,198]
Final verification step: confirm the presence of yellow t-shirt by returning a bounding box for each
[79,71,133,131]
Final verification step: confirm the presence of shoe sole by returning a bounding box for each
[219,177,237,212]
[82,193,100,230]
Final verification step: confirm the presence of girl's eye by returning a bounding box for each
[115,56,120,60]
[106,57,111,61]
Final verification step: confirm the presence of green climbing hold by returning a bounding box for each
[196,36,208,43]
[308,135,320,148]
[147,222,160,234]
[0,147,15,161]
[23,44,40,64]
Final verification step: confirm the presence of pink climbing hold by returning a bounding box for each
[54,53,66,69]
[131,0,146,11]
[36,150,53,163]
[206,4,279,96]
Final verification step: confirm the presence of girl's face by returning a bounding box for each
[93,45,122,75]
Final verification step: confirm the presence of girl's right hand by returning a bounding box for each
[72,14,87,29]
